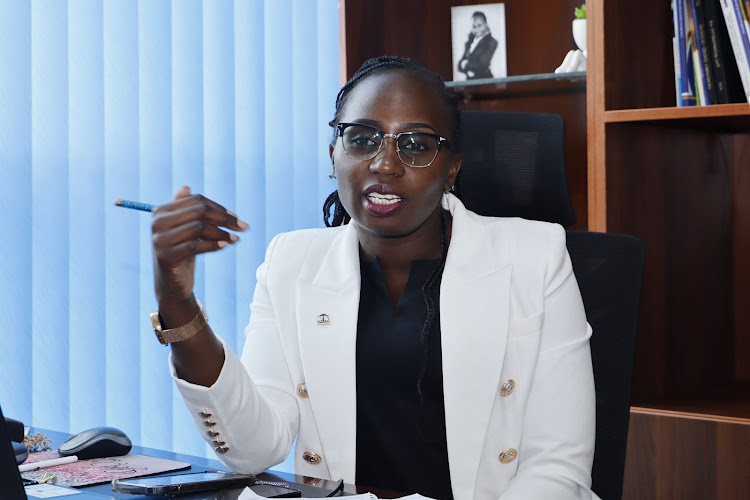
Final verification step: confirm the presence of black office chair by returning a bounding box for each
[459,111,645,499]
[566,231,644,500]
[458,110,576,226]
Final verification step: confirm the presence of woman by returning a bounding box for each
[457,11,499,80]
[151,56,596,499]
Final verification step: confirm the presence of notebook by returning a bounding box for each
[0,404,108,499]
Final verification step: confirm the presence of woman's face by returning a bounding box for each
[329,71,461,241]
[472,17,489,37]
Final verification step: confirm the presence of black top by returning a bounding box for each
[355,258,453,500]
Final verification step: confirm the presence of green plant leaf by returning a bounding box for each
[574,3,587,19]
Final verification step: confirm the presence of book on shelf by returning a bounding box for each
[673,37,682,101]
[673,0,750,104]
[674,0,698,105]
[718,0,750,102]
[735,0,750,67]
[704,0,747,102]
[686,0,710,104]
[691,0,719,104]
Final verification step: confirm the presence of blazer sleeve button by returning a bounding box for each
[198,410,212,418]
[202,419,217,428]
[297,381,309,399]
[302,451,322,465]
[206,430,220,438]
[499,379,515,397]
[498,448,518,464]
[214,445,230,454]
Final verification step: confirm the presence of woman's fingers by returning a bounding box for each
[153,218,239,260]
[157,238,232,264]
[151,188,247,306]
[151,190,248,274]
[153,193,249,233]
[173,185,191,200]
[161,190,226,215]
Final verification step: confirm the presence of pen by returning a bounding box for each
[114,199,155,212]
[18,456,78,472]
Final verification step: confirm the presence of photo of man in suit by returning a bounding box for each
[457,11,499,80]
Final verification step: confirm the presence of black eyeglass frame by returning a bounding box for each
[334,122,452,168]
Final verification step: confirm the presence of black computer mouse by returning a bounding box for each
[12,441,29,464]
[58,426,132,460]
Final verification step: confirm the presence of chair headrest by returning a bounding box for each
[458,111,576,226]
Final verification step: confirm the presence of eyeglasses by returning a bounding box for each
[334,122,452,168]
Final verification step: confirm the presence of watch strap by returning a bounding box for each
[151,300,208,345]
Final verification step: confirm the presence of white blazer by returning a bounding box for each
[172,194,597,500]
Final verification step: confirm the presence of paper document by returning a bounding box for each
[23,484,83,497]
[239,488,434,500]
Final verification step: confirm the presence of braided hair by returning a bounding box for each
[323,55,462,227]
[323,56,463,414]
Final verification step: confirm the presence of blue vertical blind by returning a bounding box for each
[0,0,340,467]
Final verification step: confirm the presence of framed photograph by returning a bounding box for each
[451,3,507,82]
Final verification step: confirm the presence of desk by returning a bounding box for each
[30,429,401,499]
[621,408,750,500]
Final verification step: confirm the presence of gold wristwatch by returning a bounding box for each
[151,300,208,345]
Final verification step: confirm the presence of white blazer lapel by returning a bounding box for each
[440,194,511,498]
[297,223,361,482]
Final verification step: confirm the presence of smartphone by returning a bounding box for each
[112,471,261,496]
[250,484,303,498]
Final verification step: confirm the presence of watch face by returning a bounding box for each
[150,311,168,345]
[150,311,163,331]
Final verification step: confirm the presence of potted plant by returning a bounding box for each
[573,3,587,57]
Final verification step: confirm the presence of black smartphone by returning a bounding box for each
[250,484,303,498]
[111,471,260,496]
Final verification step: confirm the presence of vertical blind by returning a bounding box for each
[0,0,340,468]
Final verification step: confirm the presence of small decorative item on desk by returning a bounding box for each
[23,431,53,453]
[555,3,587,73]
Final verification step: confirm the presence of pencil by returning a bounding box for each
[114,199,155,212]
[18,455,78,472]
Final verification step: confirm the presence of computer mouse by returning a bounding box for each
[12,441,29,464]
[58,426,132,460]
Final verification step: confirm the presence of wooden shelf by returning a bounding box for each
[631,406,750,425]
[604,103,750,131]
[623,408,750,499]
[636,402,750,422]
[446,71,586,88]
[447,72,586,100]
[633,382,750,420]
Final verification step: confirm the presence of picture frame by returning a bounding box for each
[451,3,507,82]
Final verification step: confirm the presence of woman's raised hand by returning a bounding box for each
[152,186,249,309]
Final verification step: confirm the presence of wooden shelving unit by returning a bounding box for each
[587,1,750,497]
